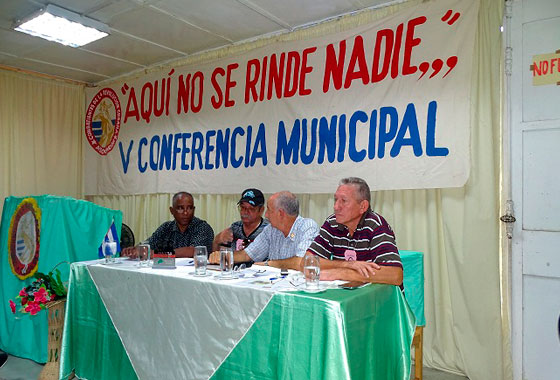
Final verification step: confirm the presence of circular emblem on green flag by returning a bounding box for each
[8,198,41,280]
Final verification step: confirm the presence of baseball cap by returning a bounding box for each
[238,188,265,207]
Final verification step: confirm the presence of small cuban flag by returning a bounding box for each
[98,221,121,258]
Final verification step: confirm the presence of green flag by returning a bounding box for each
[0,195,122,363]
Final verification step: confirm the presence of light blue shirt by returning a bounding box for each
[245,216,319,262]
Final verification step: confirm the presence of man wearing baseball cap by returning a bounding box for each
[212,188,269,253]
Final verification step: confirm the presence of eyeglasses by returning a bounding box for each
[238,205,260,213]
[174,205,194,213]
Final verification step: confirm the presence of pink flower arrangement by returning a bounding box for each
[8,266,67,317]
[24,301,42,315]
[33,287,48,303]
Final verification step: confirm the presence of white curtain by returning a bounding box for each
[1,0,508,378]
[0,69,84,217]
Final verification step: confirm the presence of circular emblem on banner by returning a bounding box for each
[8,198,41,280]
[85,87,122,155]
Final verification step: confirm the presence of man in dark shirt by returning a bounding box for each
[307,177,403,286]
[122,192,214,258]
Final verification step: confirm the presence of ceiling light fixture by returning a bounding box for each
[14,4,109,47]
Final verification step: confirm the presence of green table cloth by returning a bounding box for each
[61,261,415,380]
[400,250,425,326]
[212,285,415,380]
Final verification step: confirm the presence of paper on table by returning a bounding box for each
[231,272,306,292]
[176,258,194,266]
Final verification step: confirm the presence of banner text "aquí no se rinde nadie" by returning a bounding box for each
[83,0,479,195]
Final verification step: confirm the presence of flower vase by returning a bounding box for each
[38,298,66,380]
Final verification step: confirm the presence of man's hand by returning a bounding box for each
[215,228,233,245]
[209,251,220,264]
[212,228,234,251]
[346,260,380,278]
[121,246,138,259]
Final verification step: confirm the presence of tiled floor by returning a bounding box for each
[0,355,469,380]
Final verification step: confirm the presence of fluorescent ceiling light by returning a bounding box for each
[14,4,109,47]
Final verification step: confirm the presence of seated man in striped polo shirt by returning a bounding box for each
[307,177,403,286]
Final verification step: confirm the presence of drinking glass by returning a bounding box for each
[220,246,234,278]
[303,253,320,290]
[102,241,117,264]
[194,246,208,276]
[137,244,150,267]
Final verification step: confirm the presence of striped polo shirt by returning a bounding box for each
[308,210,402,268]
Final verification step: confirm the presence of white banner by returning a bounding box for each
[84,0,479,195]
